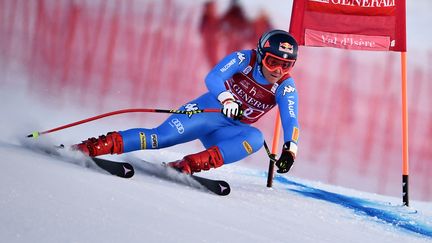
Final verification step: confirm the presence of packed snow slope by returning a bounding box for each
[1,83,432,243]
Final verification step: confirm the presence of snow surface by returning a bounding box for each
[1,77,432,243]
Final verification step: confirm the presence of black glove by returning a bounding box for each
[275,142,295,173]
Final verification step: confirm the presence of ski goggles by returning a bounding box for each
[262,52,295,74]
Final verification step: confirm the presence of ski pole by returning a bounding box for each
[263,141,277,163]
[263,140,278,187]
[27,108,221,138]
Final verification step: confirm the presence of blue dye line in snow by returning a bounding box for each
[273,175,432,238]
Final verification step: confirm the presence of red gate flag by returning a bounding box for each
[289,0,406,52]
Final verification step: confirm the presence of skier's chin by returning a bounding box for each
[268,73,281,83]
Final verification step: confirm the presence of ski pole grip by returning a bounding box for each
[27,131,40,138]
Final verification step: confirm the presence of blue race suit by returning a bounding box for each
[119,50,299,164]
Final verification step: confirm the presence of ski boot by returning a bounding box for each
[167,146,224,174]
[72,131,124,157]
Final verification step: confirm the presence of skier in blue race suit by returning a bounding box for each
[74,29,300,174]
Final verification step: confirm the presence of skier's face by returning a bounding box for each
[261,53,295,83]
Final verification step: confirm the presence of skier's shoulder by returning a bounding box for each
[274,76,298,100]
[219,50,253,70]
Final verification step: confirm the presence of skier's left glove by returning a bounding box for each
[275,142,298,173]
[218,91,243,120]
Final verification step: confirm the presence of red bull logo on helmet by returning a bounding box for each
[279,42,294,54]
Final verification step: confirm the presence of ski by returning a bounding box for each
[190,174,231,196]
[26,141,226,193]
[137,160,231,196]
[91,158,229,194]
[91,157,135,178]
[159,163,230,196]
[22,143,135,179]
[90,158,230,195]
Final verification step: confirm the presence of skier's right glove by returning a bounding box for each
[218,91,243,120]
[275,142,297,173]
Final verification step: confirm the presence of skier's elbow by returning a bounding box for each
[205,72,226,95]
